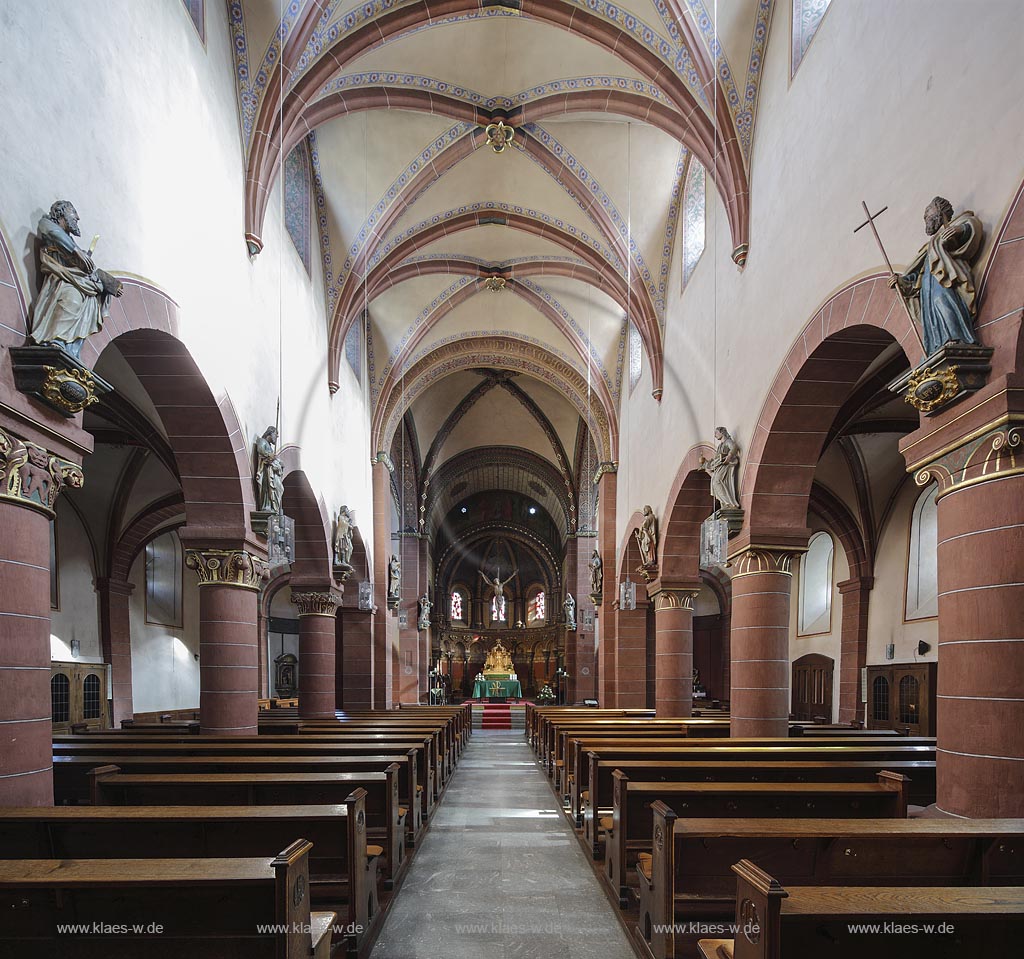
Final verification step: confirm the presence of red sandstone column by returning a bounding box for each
[291,590,340,719]
[933,467,1024,817]
[97,577,135,727]
[596,467,617,706]
[184,548,268,735]
[651,585,700,717]
[340,608,373,710]
[729,548,797,738]
[0,429,83,805]
[397,535,421,704]
[371,458,393,709]
[836,576,872,725]
[614,585,649,708]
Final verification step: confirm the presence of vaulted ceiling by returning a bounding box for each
[231,0,775,541]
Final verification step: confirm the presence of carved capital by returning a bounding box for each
[593,461,617,484]
[184,548,270,590]
[291,590,342,618]
[729,547,798,579]
[0,426,84,517]
[651,588,700,611]
[913,419,1024,500]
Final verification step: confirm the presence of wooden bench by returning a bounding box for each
[0,793,376,956]
[56,734,438,816]
[604,772,909,907]
[0,840,334,958]
[696,859,1024,959]
[638,810,1024,959]
[576,743,935,849]
[89,765,406,890]
[53,750,425,845]
[566,737,935,815]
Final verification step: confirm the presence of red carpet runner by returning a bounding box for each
[480,703,512,729]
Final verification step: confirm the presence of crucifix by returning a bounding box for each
[853,201,923,346]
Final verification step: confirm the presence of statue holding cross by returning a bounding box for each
[855,197,983,356]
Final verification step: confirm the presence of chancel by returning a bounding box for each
[1,2,1023,958]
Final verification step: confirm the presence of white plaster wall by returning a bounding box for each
[50,498,102,663]
[0,0,374,568]
[866,478,938,668]
[127,545,201,713]
[616,0,1024,549]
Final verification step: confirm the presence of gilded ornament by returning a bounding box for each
[40,364,102,415]
[0,427,83,516]
[184,548,270,590]
[903,363,962,413]
[484,120,515,154]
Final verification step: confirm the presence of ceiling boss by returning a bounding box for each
[484,119,515,154]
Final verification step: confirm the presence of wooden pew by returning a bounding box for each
[90,765,406,890]
[0,840,334,958]
[576,742,935,845]
[115,720,200,734]
[0,794,374,956]
[639,810,1024,959]
[605,771,909,907]
[53,751,424,846]
[697,859,1024,959]
[56,734,438,816]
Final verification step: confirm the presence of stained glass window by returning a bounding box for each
[628,320,642,393]
[450,590,463,622]
[682,161,706,287]
[146,531,183,629]
[345,318,361,381]
[792,0,832,77]
[491,595,506,622]
[528,591,545,624]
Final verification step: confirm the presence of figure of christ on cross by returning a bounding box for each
[479,567,517,622]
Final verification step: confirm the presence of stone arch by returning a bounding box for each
[279,451,333,589]
[738,274,922,553]
[974,175,1024,373]
[93,323,254,546]
[657,445,716,581]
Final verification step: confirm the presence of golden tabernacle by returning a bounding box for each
[483,640,514,680]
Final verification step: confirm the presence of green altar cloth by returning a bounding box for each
[473,679,522,699]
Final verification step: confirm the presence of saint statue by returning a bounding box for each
[588,548,603,597]
[387,555,401,604]
[635,505,658,567]
[253,426,284,514]
[334,505,355,567]
[564,592,577,630]
[479,566,516,621]
[418,592,432,630]
[890,196,983,356]
[699,427,741,510]
[30,200,123,360]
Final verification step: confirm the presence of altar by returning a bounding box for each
[473,678,523,700]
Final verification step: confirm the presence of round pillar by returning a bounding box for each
[0,427,83,805]
[729,548,796,738]
[185,548,268,736]
[934,469,1024,817]
[652,587,700,717]
[292,590,341,720]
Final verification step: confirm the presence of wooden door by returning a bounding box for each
[791,653,833,722]
[50,662,108,733]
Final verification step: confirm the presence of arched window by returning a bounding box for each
[792,0,833,78]
[628,320,642,393]
[798,531,834,635]
[284,139,312,274]
[491,595,507,623]
[682,160,706,286]
[146,531,183,628]
[872,675,890,722]
[906,484,938,620]
[51,673,70,724]
[82,673,101,720]
[528,589,545,625]
[450,589,465,623]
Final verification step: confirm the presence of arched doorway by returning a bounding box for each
[791,653,834,723]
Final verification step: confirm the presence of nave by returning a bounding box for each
[371,729,635,959]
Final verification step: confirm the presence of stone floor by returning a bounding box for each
[370,729,637,959]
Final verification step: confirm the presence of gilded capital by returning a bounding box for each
[291,590,342,618]
[913,420,1023,500]
[729,547,797,579]
[652,588,700,611]
[0,426,84,517]
[184,548,270,590]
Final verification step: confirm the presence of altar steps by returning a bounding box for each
[472,703,526,730]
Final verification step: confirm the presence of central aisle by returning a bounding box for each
[371,729,637,959]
